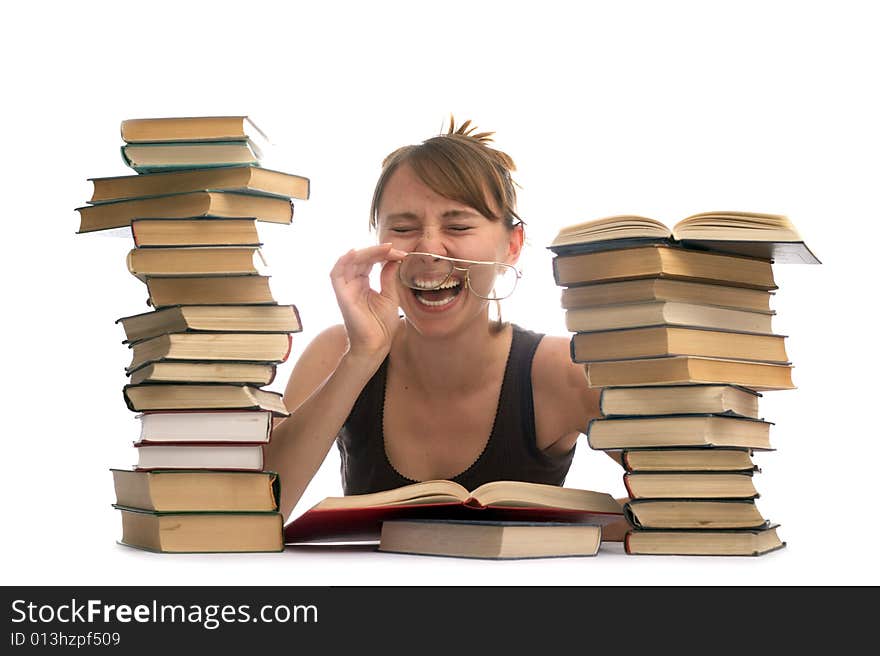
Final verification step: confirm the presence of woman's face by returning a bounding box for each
[376,163,522,336]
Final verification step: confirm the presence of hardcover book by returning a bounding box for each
[551,244,778,290]
[624,524,785,556]
[75,190,294,233]
[90,165,309,203]
[549,212,820,264]
[570,325,789,364]
[285,480,623,543]
[116,507,283,553]
[112,469,279,512]
[122,383,289,414]
[379,520,603,560]
[117,304,302,344]
[146,275,276,308]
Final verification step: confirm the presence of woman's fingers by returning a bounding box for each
[331,243,406,285]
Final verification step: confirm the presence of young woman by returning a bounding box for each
[264,119,627,540]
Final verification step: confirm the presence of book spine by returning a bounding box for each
[282,333,293,362]
[622,474,634,499]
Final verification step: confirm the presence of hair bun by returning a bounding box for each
[445,115,516,171]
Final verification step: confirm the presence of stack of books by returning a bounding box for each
[75,116,310,553]
[549,211,820,556]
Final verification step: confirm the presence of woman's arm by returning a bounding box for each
[264,243,406,521]
[264,327,384,521]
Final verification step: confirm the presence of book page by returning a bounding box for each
[311,479,470,510]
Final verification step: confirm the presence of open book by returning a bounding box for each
[549,211,820,264]
[284,480,623,544]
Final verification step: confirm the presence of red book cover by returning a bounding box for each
[284,500,624,544]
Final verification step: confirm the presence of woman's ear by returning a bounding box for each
[505,223,525,264]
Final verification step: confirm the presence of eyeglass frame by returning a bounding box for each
[397,251,522,301]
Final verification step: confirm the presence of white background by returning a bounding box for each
[2,0,877,585]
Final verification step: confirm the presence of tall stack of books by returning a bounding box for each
[549,211,820,556]
[75,116,310,553]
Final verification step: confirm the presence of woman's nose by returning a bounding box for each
[413,228,447,255]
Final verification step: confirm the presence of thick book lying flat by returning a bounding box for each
[117,304,302,344]
[123,383,289,415]
[623,472,759,499]
[133,442,265,471]
[565,301,774,334]
[570,325,789,364]
[560,278,774,312]
[549,212,820,264]
[132,218,262,248]
[146,275,276,308]
[121,141,261,173]
[126,246,269,281]
[625,524,785,556]
[75,190,294,233]
[128,361,277,385]
[585,355,796,390]
[285,480,623,543]
[624,499,770,530]
[126,332,293,373]
[599,385,761,418]
[120,116,270,144]
[587,414,773,451]
[619,447,760,473]
[112,469,279,512]
[137,410,274,443]
[116,508,283,553]
[379,520,603,560]
[552,244,777,290]
[91,166,309,203]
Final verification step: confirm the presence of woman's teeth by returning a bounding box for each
[413,279,462,307]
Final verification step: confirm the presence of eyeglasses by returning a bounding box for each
[398,252,522,301]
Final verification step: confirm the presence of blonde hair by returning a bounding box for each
[369,116,522,230]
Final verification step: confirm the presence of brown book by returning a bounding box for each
[552,245,777,290]
[559,278,774,312]
[128,361,277,385]
[625,524,785,556]
[624,499,770,530]
[586,415,773,451]
[146,276,276,308]
[126,246,268,281]
[91,166,309,203]
[75,190,293,233]
[117,304,302,343]
[112,469,280,512]
[121,116,269,143]
[623,472,759,499]
[599,385,761,418]
[379,520,603,560]
[620,448,759,473]
[549,212,820,264]
[571,325,789,364]
[565,301,774,334]
[116,508,283,553]
[585,355,796,390]
[123,383,289,414]
[131,218,261,247]
[126,332,293,373]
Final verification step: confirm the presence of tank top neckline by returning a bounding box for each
[378,325,518,484]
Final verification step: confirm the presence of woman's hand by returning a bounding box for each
[329,243,407,362]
